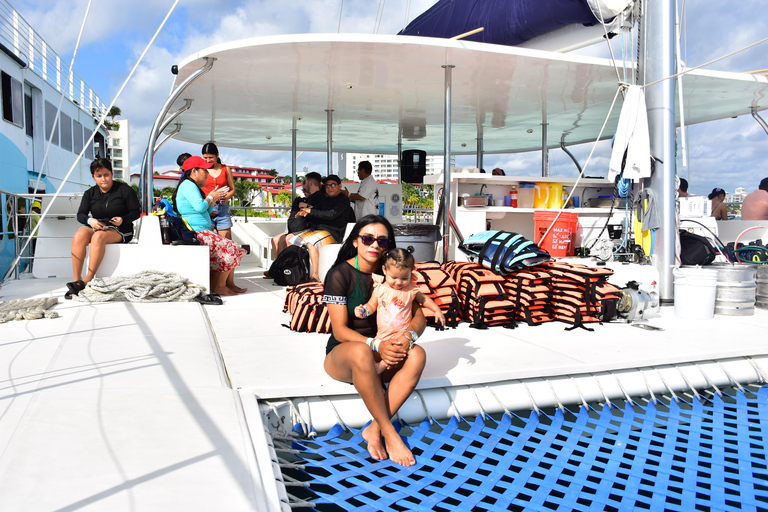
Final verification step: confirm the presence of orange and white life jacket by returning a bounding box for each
[283,281,332,334]
[413,261,460,328]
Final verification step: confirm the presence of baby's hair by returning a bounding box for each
[383,246,416,271]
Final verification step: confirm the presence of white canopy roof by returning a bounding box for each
[167,34,768,154]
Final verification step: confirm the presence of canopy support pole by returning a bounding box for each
[292,117,298,199]
[752,107,768,136]
[157,98,192,136]
[541,122,549,177]
[326,109,334,176]
[397,128,402,181]
[153,123,181,153]
[476,131,483,171]
[141,57,214,213]
[641,0,677,301]
[442,64,455,262]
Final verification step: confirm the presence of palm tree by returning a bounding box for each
[234,180,260,205]
[108,106,121,122]
[105,106,122,130]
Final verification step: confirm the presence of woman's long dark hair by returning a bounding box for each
[333,215,396,270]
[171,169,205,215]
[202,142,219,155]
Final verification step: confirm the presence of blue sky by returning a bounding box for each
[16,0,768,197]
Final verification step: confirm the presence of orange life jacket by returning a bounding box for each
[413,261,460,328]
[456,266,519,329]
[536,261,621,330]
[283,282,332,333]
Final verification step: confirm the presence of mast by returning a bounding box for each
[639,0,677,301]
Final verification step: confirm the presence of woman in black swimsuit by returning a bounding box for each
[322,215,426,467]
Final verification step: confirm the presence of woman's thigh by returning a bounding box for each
[72,226,95,246]
[212,204,233,230]
[195,230,244,272]
[91,229,124,246]
[324,342,374,384]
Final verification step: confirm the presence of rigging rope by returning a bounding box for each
[643,34,768,89]
[73,270,204,303]
[0,297,59,323]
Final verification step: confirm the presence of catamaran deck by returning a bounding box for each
[1,256,767,511]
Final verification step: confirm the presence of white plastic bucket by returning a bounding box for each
[673,267,718,319]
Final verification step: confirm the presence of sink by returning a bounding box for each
[463,195,490,207]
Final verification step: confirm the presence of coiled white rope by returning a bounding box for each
[0,297,59,323]
[73,270,204,303]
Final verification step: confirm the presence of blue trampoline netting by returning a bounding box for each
[273,385,768,511]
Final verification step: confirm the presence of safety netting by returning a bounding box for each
[274,385,768,511]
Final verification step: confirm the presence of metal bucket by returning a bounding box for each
[714,264,757,316]
[757,266,768,310]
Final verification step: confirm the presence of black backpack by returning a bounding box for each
[269,245,310,286]
[679,230,716,265]
[167,215,200,245]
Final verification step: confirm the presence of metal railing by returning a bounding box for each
[1,189,80,282]
[229,205,291,222]
[0,0,107,117]
[402,204,435,224]
[229,202,437,224]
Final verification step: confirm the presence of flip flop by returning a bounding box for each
[195,294,223,306]
[66,280,86,296]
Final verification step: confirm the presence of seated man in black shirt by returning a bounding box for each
[270,172,324,260]
[289,174,355,281]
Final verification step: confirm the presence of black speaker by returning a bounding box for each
[401,149,427,184]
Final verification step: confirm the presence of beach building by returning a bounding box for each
[106,119,130,180]
[341,152,453,181]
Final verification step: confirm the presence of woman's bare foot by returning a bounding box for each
[228,284,247,294]
[383,430,415,467]
[361,422,387,461]
[212,286,237,296]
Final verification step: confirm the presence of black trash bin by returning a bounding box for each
[393,224,442,262]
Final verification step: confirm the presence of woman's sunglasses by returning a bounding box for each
[358,235,392,248]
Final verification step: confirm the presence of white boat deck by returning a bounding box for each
[1,258,767,511]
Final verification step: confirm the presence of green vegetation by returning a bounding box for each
[402,183,434,208]
[234,180,261,205]
[276,190,292,206]
[104,105,122,131]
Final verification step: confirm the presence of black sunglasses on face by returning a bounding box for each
[358,235,392,248]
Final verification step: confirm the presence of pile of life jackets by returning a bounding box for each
[435,259,621,330]
[282,258,622,334]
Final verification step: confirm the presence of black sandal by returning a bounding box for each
[195,294,224,306]
[65,280,86,298]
